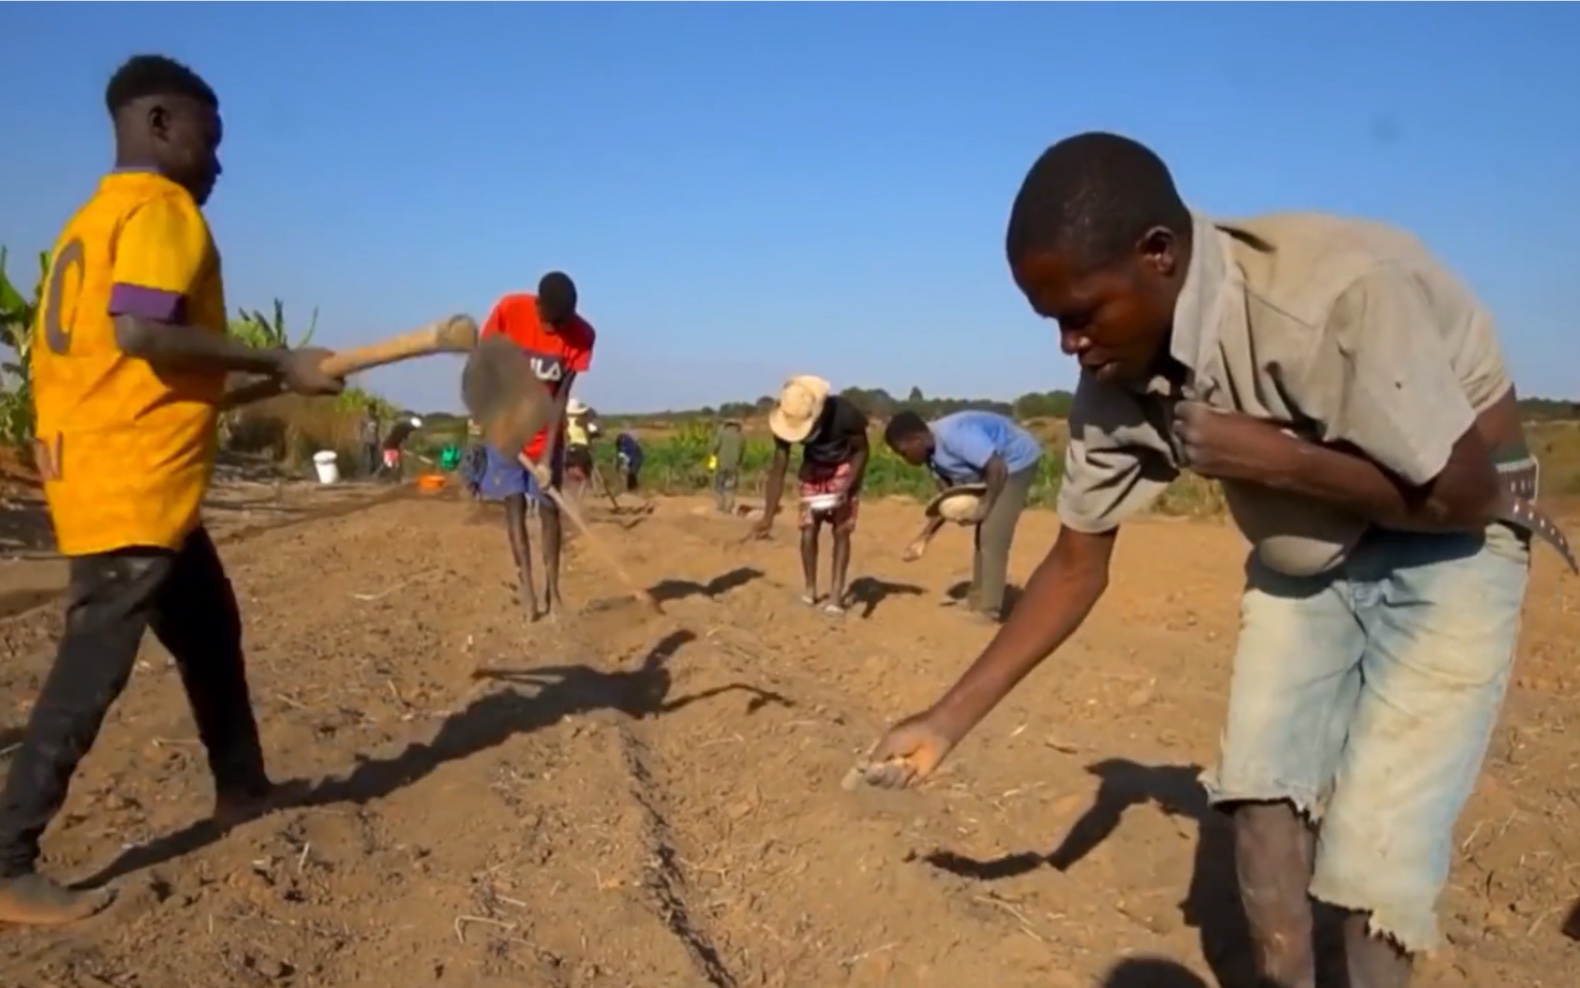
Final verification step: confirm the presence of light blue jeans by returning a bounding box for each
[1200,523,1530,953]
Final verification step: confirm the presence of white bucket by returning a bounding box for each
[311,450,340,485]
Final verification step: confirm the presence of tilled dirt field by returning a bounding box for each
[1,486,1577,987]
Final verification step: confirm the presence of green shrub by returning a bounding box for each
[584,428,1062,504]
[577,425,1227,518]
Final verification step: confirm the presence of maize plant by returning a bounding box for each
[221,298,320,447]
[0,247,47,445]
[227,297,317,351]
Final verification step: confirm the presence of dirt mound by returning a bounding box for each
[0,493,1576,987]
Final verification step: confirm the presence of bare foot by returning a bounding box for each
[0,872,114,926]
[515,586,543,624]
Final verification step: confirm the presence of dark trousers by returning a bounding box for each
[972,466,1037,619]
[363,442,381,477]
[0,527,265,876]
[713,468,739,512]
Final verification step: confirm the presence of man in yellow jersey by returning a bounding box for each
[0,55,344,926]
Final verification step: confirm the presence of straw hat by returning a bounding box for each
[768,375,832,443]
[924,483,989,523]
[566,398,589,417]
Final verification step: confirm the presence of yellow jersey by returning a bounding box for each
[565,414,590,448]
[31,170,228,555]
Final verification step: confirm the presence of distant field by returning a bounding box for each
[414,412,1580,515]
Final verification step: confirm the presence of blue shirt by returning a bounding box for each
[927,411,1043,484]
[616,432,643,464]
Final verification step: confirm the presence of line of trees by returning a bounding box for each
[647,386,1079,424]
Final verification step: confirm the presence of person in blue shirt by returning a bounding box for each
[884,409,1044,622]
[615,432,644,492]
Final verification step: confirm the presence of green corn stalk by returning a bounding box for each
[222,298,321,443]
[0,247,47,445]
[229,297,318,350]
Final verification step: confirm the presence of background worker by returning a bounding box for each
[885,408,1044,622]
[754,376,870,616]
[711,418,746,514]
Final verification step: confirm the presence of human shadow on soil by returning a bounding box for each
[78,628,792,889]
[921,759,1258,988]
[1099,957,1210,987]
[944,580,1023,613]
[646,566,765,605]
[1100,956,1291,987]
[846,576,925,619]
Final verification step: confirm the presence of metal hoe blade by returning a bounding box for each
[460,336,556,453]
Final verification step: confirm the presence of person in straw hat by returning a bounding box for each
[562,398,595,500]
[754,375,870,615]
[883,409,1044,623]
[859,132,1573,988]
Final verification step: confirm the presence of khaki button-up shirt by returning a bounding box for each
[1057,212,1513,534]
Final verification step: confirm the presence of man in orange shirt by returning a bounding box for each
[0,55,343,926]
[474,272,595,620]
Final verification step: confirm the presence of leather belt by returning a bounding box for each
[1493,455,1575,574]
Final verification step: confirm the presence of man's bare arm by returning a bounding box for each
[761,443,791,521]
[846,430,871,496]
[976,453,1010,515]
[115,315,288,375]
[929,526,1116,740]
[911,515,948,546]
[536,372,578,472]
[1267,429,1499,531]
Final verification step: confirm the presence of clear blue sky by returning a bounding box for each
[2,4,1576,414]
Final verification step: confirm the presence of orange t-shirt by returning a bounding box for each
[479,293,596,461]
[31,170,228,556]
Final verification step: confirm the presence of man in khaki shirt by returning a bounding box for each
[856,132,1571,988]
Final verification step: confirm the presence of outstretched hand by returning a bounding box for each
[276,347,345,397]
[848,710,959,791]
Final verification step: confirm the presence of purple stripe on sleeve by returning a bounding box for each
[108,283,186,322]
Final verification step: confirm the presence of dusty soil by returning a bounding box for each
[0,483,1576,988]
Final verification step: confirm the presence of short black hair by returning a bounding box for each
[105,55,218,116]
[537,271,577,321]
[883,410,929,448]
[1005,132,1191,270]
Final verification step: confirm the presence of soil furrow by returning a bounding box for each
[618,726,741,988]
